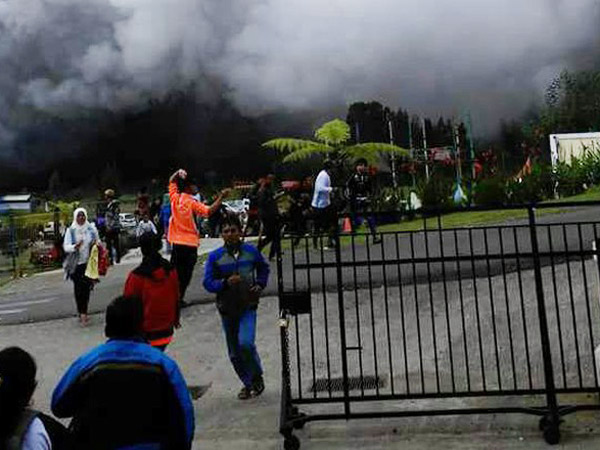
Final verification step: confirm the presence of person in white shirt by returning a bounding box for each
[0,347,53,450]
[311,160,337,249]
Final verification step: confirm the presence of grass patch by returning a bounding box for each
[544,185,600,203]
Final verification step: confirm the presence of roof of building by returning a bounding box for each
[0,194,32,202]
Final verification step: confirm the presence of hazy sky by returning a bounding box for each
[0,0,599,147]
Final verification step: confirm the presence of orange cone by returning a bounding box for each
[342,217,352,233]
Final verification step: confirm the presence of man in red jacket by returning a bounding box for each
[124,233,180,350]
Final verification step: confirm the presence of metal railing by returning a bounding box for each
[277,201,600,449]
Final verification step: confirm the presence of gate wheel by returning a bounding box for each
[540,417,561,445]
[284,434,300,450]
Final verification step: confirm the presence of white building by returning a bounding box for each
[549,132,600,167]
[0,194,34,213]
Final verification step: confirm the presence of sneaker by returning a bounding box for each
[238,386,253,400]
[179,300,190,309]
[251,377,265,397]
[372,236,382,244]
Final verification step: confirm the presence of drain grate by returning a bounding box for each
[309,375,385,393]
[187,384,211,400]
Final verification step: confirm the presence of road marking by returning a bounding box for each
[0,298,56,309]
[0,309,26,315]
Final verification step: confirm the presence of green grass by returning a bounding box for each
[544,185,600,203]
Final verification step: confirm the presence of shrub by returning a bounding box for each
[418,176,453,210]
[473,177,506,206]
[506,164,554,203]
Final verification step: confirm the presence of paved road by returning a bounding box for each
[1,206,599,325]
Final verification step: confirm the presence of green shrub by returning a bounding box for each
[506,164,554,203]
[418,177,453,210]
[473,177,506,206]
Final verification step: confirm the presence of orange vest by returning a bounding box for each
[167,182,210,248]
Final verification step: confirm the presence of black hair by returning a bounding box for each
[0,347,37,439]
[133,233,172,278]
[139,232,161,257]
[105,296,144,340]
[221,214,242,231]
[323,159,333,170]
[355,158,368,166]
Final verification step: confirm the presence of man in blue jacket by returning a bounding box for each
[203,215,270,400]
[51,296,195,449]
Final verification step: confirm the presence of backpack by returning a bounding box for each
[4,409,71,450]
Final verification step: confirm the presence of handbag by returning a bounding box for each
[63,228,79,280]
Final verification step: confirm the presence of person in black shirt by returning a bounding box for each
[346,158,381,244]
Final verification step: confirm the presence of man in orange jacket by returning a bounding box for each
[168,168,229,307]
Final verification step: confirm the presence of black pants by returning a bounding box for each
[72,264,92,315]
[313,206,336,248]
[258,218,281,260]
[171,244,198,301]
[105,229,121,263]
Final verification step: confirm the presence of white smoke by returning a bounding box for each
[0,0,598,144]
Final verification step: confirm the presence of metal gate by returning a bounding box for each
[277,203,600,449]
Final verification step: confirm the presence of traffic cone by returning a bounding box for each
[342,217,352,233]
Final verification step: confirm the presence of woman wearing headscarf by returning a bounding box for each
[63,208,100,326]
[123,232,180,350]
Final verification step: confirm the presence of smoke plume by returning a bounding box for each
[0,0,599,157]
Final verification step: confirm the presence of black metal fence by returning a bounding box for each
[277,202,600,449]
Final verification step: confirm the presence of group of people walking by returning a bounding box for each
[0,168,272,449]
[2,160,382,449]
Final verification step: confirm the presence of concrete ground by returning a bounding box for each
[2,264,600,449]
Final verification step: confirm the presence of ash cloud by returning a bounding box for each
[0,0,599,155]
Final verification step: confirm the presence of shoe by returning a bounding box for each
[372,236,382,244]
[238,386,253,400]
[179,300,190,309]
[251,377,265,397]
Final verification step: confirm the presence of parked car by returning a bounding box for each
[119,213,137,229]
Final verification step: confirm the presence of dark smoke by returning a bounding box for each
[0,0,599,186]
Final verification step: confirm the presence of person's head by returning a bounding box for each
[266,174,275,185]
[105,296,144,340]
[139,232,161,258]
[140,187,148,195]
[73,207,88,226]
[104,189,115,200]
[355,158,368,173]
[141,211,150,222]
[323,159,333,172]
[0,347,37,437]
[221,214,242,246]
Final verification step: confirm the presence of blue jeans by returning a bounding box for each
[221,309,263,388]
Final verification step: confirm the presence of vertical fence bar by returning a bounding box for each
[291,239,302,399]
[395,233,410,394]
[304,236,317,398]
[318,235,333,397]
[334,232,351,417]
[365,231,380,396]
[410,232,425,393]
[513,226,533,389]
[547,225,567,388]
[562,224,583,387]
[437,214,455,393]
[424,219,441,393]
[483,228,502,389]
[498,227,518,390]
[527,207,559,424]
[350,233,365,396]
[577,224,598,387]
[468,228,487,390]
[453,229,471,391]
[380,234,395,394]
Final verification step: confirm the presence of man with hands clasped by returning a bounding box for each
[203,215,270,400]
